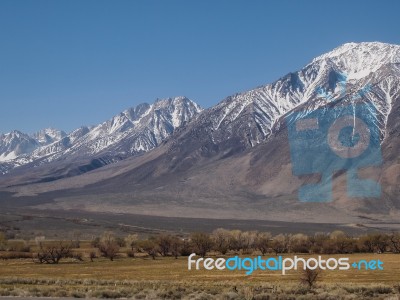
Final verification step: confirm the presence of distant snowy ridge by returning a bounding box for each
[0,96,202,174]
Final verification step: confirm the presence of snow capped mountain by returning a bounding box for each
[176,42,400,153]
[0,131,40,162]
[311,42,400,80]
[0,96,202,175]
[33,128,67,146]
[0,128,67,163]
[56,96,201,158]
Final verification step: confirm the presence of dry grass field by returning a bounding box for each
[0,252,399,299]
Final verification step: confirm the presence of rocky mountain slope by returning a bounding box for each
[1,42,399,223]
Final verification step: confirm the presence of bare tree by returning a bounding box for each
[255,232,272,255]
[124,234,138,257]
[309,233,329,254]
[180,239,193,256]
[36,242,72,264]
[157,234,172,256]
[98,231,120,261]
[190,232,213,257]
[372,233,389,253]
[71,231,81,248]
[329,230,346,240]
[170,236,183,259]
[227,230,241,252]
[358,234,375,252]
[228,230,257,253]
[330,231,354,254]
[212,228,231,255]
[300,268,321,289]
[291,233,310,253]
[271,234,291,255]
[389,232,400,253]
[139,239,159,259]
[241,231,258,254]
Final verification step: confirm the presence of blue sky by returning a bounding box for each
[1,0,399,134]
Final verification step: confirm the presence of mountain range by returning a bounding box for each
[0,97,202,178]
[1,42,399,224]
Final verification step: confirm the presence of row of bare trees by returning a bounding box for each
[91,229,400,261]
[2,229,399,263]
[91,232,190,260]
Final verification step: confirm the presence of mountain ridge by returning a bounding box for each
[1,42,399,224]
[0,96,202,175]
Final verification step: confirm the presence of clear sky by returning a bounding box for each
[1,0,399,134]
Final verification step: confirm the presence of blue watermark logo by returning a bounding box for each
[188,254,384,276]
[286,76,382,202]
[315,72,372,103]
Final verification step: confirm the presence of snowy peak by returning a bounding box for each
[123,103,151,123]
[313,42,399,61]
[311,42,400,80]
[89,96,201,139]
[0,128,66,162]
[0,130,39,162]
[152,96,203,128]
[33,128,67,146]
[68,126,90,144]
